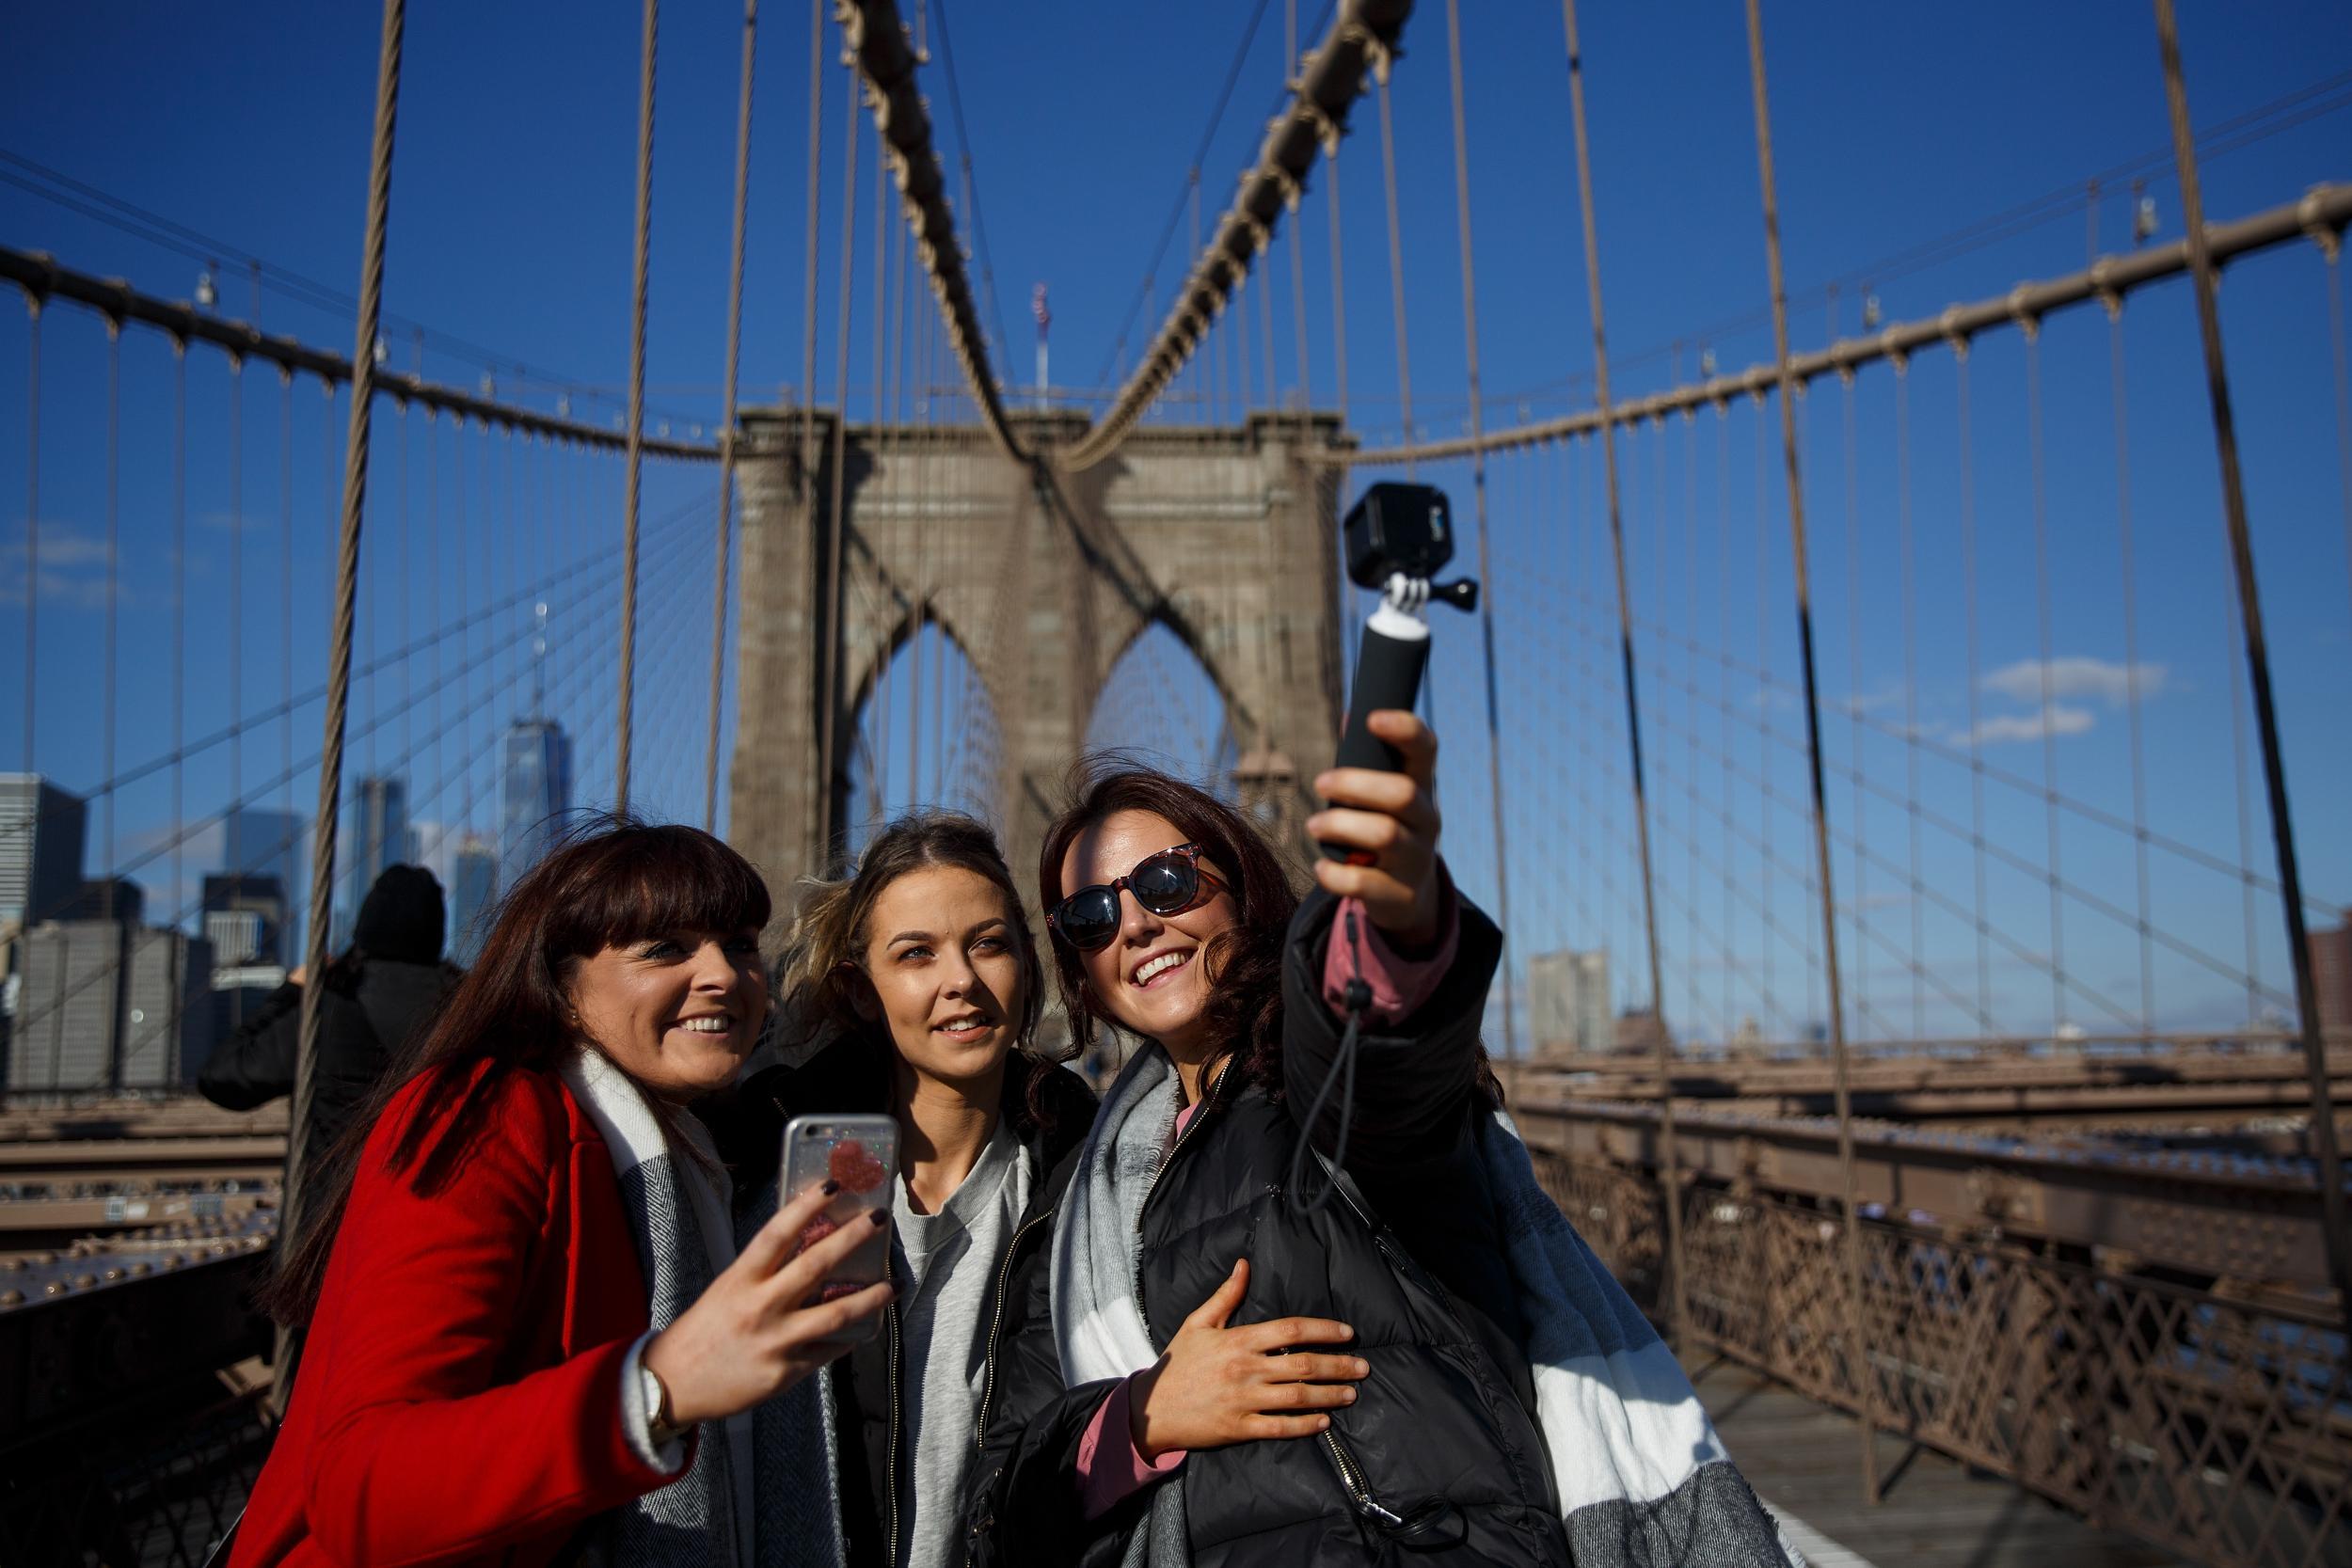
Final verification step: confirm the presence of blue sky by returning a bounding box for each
[4,1,2349,1047]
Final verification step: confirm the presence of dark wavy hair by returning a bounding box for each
[772,811,1067,1128]
[262,817,771,1327]
[1039,765,1296,1094]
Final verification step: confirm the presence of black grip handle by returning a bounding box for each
[1319,624,1429,861]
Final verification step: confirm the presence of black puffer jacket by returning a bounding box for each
[964,889,1572,1568]
[197,958,460,1170]
[705,1038,1099,1568]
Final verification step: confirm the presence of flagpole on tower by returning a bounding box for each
[1032,281,1050,412]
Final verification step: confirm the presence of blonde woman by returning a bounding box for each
[707,813,1096,1568]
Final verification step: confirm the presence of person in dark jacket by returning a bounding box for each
[706,812,1099,1568]
[199,863,462,1172]
[964,712,1576,1568]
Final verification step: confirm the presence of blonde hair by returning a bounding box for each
[773,812,1047,1059]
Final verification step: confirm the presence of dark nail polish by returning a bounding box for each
[820,1179,842,1196]
[868,1209,890,1227]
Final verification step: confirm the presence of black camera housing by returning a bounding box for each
[1343,482,1454,591]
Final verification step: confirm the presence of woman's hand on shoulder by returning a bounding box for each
[642,1181,893,1427]
[1306,710,1443,945]
[1128,1259,1365,1457]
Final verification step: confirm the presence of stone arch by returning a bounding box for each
[728,406,1353,901]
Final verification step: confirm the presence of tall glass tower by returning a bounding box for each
[503,608,573,877]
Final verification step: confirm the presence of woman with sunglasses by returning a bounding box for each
[705,813,1097,1568]
[956,707,1578,1568]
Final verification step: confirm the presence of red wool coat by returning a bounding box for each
[232,1063,682,1567]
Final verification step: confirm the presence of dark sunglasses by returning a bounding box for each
[1046,843,1229,952]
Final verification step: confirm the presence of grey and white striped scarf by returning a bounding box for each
[560,1049,844,1568]
[1052,1042,1805,1567]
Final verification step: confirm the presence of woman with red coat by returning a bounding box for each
[230,821,892,1568]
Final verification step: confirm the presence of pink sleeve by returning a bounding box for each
[1321,888,1461,1028]
[1074,1374,1185,1519]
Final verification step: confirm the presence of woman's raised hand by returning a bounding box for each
[643,1180,893,1427]
[1127,1259,1366,1458]
[1307,709,1443,945]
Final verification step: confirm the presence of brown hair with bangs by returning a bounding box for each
[262,816,771,1326]
[1040,766,1297,1093]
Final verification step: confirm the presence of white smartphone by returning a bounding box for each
[780,1113,898,1339]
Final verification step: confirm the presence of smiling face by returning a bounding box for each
[569,927,770,1103]
[1057,809,1238,1061]
[856,864,1027,1096]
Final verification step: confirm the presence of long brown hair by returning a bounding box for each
[773,812,1061,1117]
[262,817,771,1327]
[1039,766,1296,1092]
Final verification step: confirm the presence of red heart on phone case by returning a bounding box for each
[829,1139,887,1195]
[798,1213,839,1251]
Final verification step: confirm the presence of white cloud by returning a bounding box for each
[1961,703,2096,745]
[0,525,119,609]
[1982,656,2166,708]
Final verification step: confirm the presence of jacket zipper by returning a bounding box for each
[884,1299,903,1567]
[1319,1428,1405,1527]
[972,1206,1057,1452]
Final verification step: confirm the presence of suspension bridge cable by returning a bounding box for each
[1347,184,2352,467]
[1558,0,1682,1346]
[102,325,119,880]
[818,80,863,868]
[282,0,405,1398]
[1743,0,1876,1492]
[1374,74,1414,467]
[1092,0,1279,390]
[1057,0,1409,471]
[1286,0,1313,412]
[614,0,660,813]
[703,2,757,832]
[0,150,706,426]
[2025,332,2071,1031]
[2151,0,2350,1325]
[1444,0,1517,1062]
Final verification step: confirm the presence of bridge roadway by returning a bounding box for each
[0,1067,2336,1565]
[1696,1351,2191,1567]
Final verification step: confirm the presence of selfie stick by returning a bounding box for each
[1319,573,1476,862]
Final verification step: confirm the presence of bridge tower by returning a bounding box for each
[727,408,1354,911]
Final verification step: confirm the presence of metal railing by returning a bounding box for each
[1531,1140,2352,1568]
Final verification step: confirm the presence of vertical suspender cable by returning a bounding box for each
[2152,0,2349,1324]
[1741,0,1876,1498]
[615,0,660,812]
[818,77,862,869]
[103,326,119,888]
[1560,0,1683,1348]
[1326,150,1349,429]
[1286,0,1311,413]
[19,299,36,776]
[169,346,187,1083]
[707,0,757,832]
[1374,75,1414,467]
[1443,0,1516,1064]
[282,0,405,1397]
[799,0,826,858]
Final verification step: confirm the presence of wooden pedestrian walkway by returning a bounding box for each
[1688,1353,2194,1568]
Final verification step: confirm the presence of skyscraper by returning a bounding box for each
[8,899,213,1093]
[450,835,498,965]
[503,719,573,877]
[353,777,409,892]
[0,774,88,929]
[204,872,289,1039]
[1527,948,1612,1056]
[224,806,307,956]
